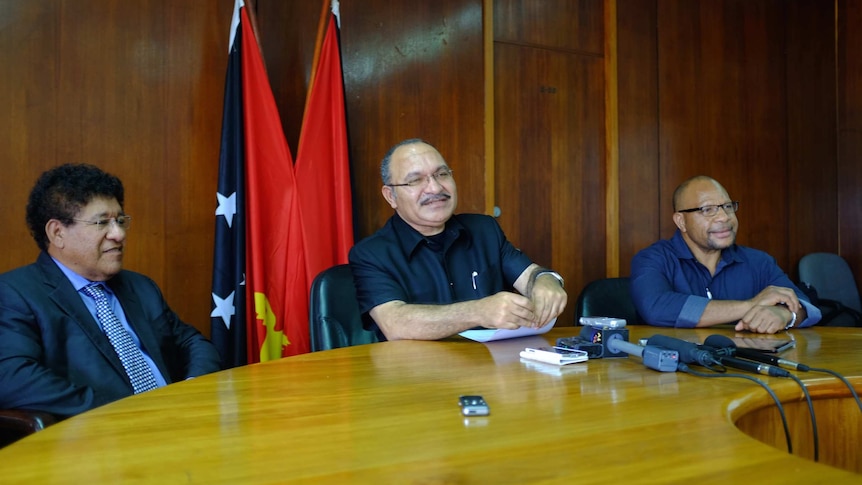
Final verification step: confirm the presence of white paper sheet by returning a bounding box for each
[458,318,556,342]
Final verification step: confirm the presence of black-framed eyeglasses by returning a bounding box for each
[72,215,133,231]
[386,168,454,189]
[676,201,739,218]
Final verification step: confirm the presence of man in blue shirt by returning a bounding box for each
[349,139,568,340]
[631,175,820,334]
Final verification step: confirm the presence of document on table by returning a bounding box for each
[458,318,556,342]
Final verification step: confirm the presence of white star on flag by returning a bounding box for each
[215,192,237,228]
[211,291,236,329]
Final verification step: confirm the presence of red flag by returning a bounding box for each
[296,10,354,288]
[239,5,309,360]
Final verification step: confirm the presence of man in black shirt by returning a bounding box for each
[349,139,567,341]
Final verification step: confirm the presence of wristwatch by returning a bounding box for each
[533,269,564,288]
[779,302,797,330]
[784,309,797,331]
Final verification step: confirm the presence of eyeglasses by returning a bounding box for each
[676,201,739,218]
[72,215,132,231]
[386,168,454,189]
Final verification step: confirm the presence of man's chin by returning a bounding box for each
[709,237,735,249]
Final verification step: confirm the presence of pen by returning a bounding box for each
[706,287,712,299]
[471,271,478,290]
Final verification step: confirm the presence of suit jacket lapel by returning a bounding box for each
[36,253,128,376]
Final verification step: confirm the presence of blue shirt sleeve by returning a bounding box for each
[630,240,700,327]
[631,232,821,328]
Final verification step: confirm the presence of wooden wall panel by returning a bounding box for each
[493,44,606,327]
[494,0,604,55]
[0,0,230,336]
[837,0,862,291]
[617,0,660,276]
[656,0,793,271]
[339,0,487,241]
[785,0,839,277]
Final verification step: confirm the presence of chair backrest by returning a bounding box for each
[575,277,642,325]
[798,253,862,326]
[309,264,379,352]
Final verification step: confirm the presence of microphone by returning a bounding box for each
[645,334,716,366]
[718,355,792,377]
[702,335,793,377]
[734,348,810,372]
[606,339,679,372]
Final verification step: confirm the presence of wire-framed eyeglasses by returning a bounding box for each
[386,169,454,189]
[676,201,739,218]
[72,215,133,231]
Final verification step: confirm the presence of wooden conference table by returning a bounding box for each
[2,326,861,484]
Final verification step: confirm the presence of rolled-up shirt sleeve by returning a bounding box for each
[631,245,700,327]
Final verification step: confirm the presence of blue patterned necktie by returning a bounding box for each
[81,283,159,394]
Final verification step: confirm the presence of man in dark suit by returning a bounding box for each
[0,164,221,418]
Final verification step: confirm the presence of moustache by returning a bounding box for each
[420,193,451,206]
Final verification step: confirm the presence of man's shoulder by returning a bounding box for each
[451,213,497,227]
[726,243,775,264]
[448,213,502,238]
[634,237,677,258]
[109,269,159,290]
[351,217,398,252]
[0,257,47,286]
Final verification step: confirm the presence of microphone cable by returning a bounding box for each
[677,362,793,455]
[781,372,818,462]
[732,345,861,413]
[806,366,862,413]
[702,335,819,460]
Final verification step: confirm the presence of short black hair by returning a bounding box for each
[26,163,125,251]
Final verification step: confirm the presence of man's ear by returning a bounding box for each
[381,185,397,209]
[672,212,686,233]
[45,219,66,249]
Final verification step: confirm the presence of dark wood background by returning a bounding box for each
[1,0,859,336]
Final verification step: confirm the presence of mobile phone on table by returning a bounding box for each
[731,336,796,353]
[459,395,489,416]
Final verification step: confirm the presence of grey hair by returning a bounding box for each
[380,138,427,185]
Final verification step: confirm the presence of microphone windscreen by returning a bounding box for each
[703,334,736,350]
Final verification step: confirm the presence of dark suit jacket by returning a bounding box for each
[0,252,222,418]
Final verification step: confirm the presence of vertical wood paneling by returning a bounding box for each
[494,44,606,326]
[494,0,604,54]
[0,0,230,336]
[339,0,487,240]
[617,0,660,276]
[657,0,793,270]
[785,0,839,277]
[837,0,862,291]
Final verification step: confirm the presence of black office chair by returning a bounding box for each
[575,277,643,325]
[798,252,862,327]
[0,409,56,449]
[309,264,379,351]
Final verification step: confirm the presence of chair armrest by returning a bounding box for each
[816,298,862,326]
[0,409,56,434]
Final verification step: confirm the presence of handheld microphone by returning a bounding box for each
[734,348,810,372]
[702,335,793,377]
[718,355,792,377]
[606,339,679,372]
[579,325,629,358]
[645,334,716,366]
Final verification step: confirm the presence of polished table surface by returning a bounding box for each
[2,326,861,484]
